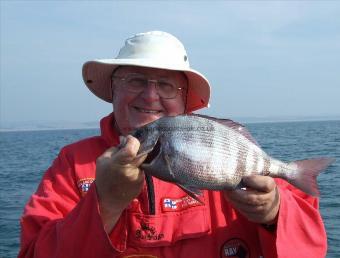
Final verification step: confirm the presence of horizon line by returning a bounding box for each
[1,116,339,133]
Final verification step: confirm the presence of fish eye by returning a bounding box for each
[134,129,148,142]
[134,130,143,140]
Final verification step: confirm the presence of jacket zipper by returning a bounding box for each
[145,174,156,215]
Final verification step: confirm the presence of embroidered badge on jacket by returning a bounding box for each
[135,222,164,241]
[161,195,203,212]
[220,238,250,258]
[77,178,94,196]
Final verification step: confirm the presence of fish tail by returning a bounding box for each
[288,158,335,196]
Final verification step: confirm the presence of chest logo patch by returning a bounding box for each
[135,222,164,241]
[77,177,95,196]
[221,238,250,258]
[161,195,203,212]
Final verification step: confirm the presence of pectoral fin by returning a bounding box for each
[163,152,175,178]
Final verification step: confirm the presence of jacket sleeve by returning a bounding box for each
[237,125,327,257]
[18,147,118,258]
[257,179,327,258]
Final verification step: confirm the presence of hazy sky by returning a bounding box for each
[1,1,340,125]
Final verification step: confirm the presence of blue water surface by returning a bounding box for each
[0,120,339,257]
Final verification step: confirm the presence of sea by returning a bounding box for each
[0,120,339,258]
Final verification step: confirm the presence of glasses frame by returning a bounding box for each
[112,73,183,99]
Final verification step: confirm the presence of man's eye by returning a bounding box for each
[129,78,146,86]
[159,82,175,91]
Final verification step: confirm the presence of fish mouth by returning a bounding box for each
[143,138,162,165]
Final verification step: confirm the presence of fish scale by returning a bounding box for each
[133,114,335,199]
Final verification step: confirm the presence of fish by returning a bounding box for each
[132,114,335,200]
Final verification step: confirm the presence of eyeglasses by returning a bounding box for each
[112,73,183,99]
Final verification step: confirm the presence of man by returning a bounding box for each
[19,31,327,258]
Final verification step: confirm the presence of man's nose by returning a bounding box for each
[140,80,160,101]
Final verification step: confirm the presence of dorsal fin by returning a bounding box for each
[189,113,259,146]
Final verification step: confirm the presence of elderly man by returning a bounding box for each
[19,31,327,258]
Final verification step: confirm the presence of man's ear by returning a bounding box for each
[110,65,122,102]
[110,80,116,103]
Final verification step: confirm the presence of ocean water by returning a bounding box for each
[0,120,339,258]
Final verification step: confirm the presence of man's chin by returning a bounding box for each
[122,113,163,133]
[134,115,163,128]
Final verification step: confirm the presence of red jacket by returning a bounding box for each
[19,113,327,258]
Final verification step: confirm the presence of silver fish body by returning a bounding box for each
[133,114,334,197]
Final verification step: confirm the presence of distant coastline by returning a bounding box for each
[0,121,99,133]
[1,115,339,133]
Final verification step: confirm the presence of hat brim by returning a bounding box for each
[82,59,210,113]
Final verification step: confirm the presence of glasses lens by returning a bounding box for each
[157,81,178,99]
[125,75,148,92]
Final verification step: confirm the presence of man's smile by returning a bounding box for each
[133,106,163,114]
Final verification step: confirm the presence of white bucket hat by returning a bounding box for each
[82,31,211,113]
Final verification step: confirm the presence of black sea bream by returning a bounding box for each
[132,114,335,199]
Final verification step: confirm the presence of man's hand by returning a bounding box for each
[223,175,280,225]
[95,135,147,233]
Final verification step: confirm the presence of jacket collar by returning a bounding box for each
[100,112,120,146]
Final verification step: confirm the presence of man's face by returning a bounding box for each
[112,66,187,135]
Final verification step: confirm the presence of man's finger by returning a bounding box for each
[227,188,268,206]
[114,136,139,161]
[100,146,119,159]
[242,175,276,193]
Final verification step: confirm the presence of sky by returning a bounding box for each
[1,1,340,127]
